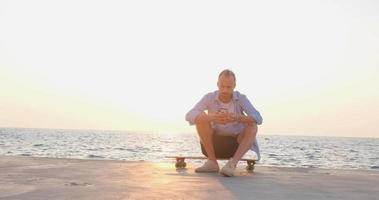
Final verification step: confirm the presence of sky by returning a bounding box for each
[0,0,378,137]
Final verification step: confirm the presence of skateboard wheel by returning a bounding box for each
[175,162,186,169]
[246,165,255,172]
[175,162,181,168]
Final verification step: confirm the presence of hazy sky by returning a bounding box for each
[1,0,378,137]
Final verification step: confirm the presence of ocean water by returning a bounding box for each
[0,128,378,170]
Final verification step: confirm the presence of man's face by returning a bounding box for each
[217,75,236,100]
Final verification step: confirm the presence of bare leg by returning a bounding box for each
[232,123,258,162]
[195,112,217,161]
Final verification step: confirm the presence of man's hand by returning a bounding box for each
[208,112,256,126]
[209,112,235,124]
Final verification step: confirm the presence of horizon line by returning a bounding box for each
[1,126,378,139]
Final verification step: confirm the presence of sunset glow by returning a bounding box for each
[1,0,378,137]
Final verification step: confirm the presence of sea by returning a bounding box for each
[0,128,378,170]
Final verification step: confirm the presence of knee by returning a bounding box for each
[245,123,257,135]
[194,112,209,125]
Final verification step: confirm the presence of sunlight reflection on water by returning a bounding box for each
[0,128,378,170]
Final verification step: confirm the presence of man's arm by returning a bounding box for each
[234,114,256,126]
[239,94,263,125]
[185,94,209,125]
[218,113,256,125]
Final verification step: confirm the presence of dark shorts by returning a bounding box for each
[200,134,239,159]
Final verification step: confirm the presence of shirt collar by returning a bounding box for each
[214,91,239,102]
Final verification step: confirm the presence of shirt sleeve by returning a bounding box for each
[240,95,263,125]
[185,94,209,125]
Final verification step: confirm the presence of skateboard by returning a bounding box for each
[166,156,257,172]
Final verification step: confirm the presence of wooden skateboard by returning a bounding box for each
[166,156,257,172]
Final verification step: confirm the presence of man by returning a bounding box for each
[185,69,263,177]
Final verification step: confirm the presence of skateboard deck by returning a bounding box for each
[166,156,257,172]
